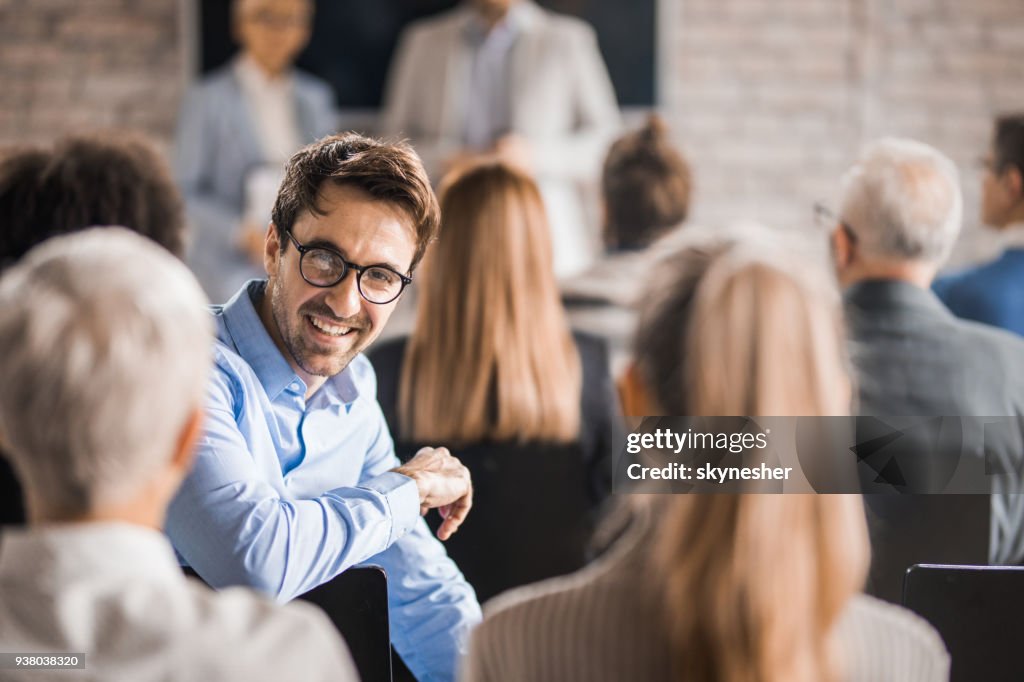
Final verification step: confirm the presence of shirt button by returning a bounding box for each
[290,381,302,393]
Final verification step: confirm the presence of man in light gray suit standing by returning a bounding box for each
[382,0,621,277]
[175,0,335,303]
[823,137,1024,600]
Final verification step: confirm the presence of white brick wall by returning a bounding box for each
[0,0,182,150]
[665,0,1024,266]
[1,0,1022,266]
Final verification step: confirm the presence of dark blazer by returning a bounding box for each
[367,332,622,602]
[845,279,1024,600]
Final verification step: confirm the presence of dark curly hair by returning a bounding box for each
[0,132,185,270]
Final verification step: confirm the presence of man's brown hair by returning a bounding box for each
[271,132,440,271]
[602,115,691,251]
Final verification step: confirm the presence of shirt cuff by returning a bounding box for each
[359,471,421,544]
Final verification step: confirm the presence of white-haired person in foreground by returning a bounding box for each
[828,138,1024,586]
[462,230,950,682]
[0,229,356,681]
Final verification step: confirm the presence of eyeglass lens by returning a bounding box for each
[300,248,403,303]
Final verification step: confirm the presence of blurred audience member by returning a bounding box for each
[827,138,1024,567]
[369,161,621,600]
[935,114,1024,335]
[0,132,188,526]
[382,0,621,278]
[0,133,185,267]
[561,115,691,372]
[0,229,356,682]
[176,0,335,303]
[464,231,949,682]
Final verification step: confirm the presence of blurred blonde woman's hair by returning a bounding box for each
[634,230,869,682]
[398,161,581,443]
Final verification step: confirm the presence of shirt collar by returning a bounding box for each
[844,278,953,319]
[233,53,293,93]
[462,1,532,44]
[999,221,1024,250]
[0,522,184,585]
[220,280,361,405]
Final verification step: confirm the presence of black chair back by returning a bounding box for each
[864,493,991,602]
[864,494,990,603]
[0,455,25,525]
[298,566,393,682]
[903,564,1024,682]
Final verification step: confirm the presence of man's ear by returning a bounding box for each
[264,223,281,278]
[1005,165,1024,203]
[170,406,204,477]
[831,225,853,270]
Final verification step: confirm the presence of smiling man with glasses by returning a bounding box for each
[166,133,481,682]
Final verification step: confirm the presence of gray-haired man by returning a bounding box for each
[825,138,1024,600]
[0,229,357,681]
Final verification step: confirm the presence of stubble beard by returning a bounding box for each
[269,279,366,379]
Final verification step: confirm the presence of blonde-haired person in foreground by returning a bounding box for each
[0,230,356,682]
[461,230,950,682]
[369,160,621,600]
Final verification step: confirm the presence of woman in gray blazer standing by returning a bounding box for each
[174,0,335,303]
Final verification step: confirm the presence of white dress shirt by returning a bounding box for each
[1000,220,1024,249]
[234,54,303,165]
[0,522,357,682]
[461,8,522,150]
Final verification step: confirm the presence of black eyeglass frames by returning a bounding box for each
[284,230,412,305]
[813,202,858,245]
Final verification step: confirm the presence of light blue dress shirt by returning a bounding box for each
[166,280,481,682]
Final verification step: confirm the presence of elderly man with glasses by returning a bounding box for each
[165,133,481,682]
[819,137,1024,603]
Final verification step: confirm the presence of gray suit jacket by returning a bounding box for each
[381,2,621,277]
[381,1,620,181]
[845,279,1024,565]
[174,63,335,303]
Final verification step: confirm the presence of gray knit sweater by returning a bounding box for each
[462,524,950,682]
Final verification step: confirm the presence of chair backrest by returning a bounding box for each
[0,455,25,525]
[297,566,392,682]
[903,564,1024,682]
[864,494,990,603]
[183,565,393,682]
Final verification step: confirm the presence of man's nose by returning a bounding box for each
[324,271,363,319]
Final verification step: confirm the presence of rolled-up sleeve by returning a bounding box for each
[165,366,422,602]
